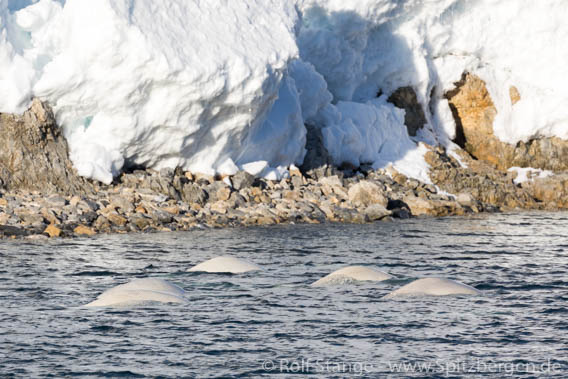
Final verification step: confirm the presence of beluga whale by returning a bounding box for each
[311,266,393,287]
[383,278,481,299]
[84,278,187,307]
[188,256,261,274]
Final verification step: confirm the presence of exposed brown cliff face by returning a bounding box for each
[0,99,92,194]
[445,73,568,172]
[387,86,427,137]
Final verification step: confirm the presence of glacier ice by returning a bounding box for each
[1,0,567,183]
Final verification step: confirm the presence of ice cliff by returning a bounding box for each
[1,0,567,184]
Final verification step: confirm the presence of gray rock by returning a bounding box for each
[110,194,135,214]
[130,213,152,230]
[79,211,98,225]
[205,182,229,202]
[231,171,255,190]
[149,209,174,224]
[182,183,208,205]
[159,167,175,179]
[44,195,67,208]
[364,204,391,221]
[300,123,334,174]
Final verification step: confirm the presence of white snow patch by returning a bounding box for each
[508,167,554,185]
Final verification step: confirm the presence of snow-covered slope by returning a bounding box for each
[1,0,567,183]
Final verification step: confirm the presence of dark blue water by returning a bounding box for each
[1,212,567,377]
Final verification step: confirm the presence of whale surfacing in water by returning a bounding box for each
[383,278,480,299]
[188,256,261,274]
[311,266,393,287]
[84,278,186,307]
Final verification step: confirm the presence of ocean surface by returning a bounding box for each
[1,212,567,378]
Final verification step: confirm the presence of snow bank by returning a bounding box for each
[1,0,567,183]
[1,0,302,183]
[296,0,568,145]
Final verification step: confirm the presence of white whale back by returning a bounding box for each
[312,266,393,287]
[383,278,480,299]
[188,256,261,274]
[84,278,186,307]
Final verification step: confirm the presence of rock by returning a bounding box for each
[40,208,61,224]
[509,137,568,172]
[18,212,45,227]
[44,195,67,208]
[181,182,208,205]
[523,173,568,208]
[106,213,127,226]
[210,201,229,214]
[78,211,98,225]
[110,194,135,214]
[319,175,343,188]
[228,192,247,208]
[456,193,475,206]
[69,196,81,207]
[300,123,334,175]
[159,167,174,179]
[509,85,521,105]
[282,190,301,201]
[149,209,174,224]
[290,175,303,190]
[43,224,61,238]
[0,225,28,237]
[205,182,228,202]
[74,225,96,236]
[387,86,427,136]
[445,73,568,172]
[403,195,434,216]
[364,204,391,221]
[130,214,152,230]
[0,198,7,207]
[162,206,180,215]
[135,205,147,214]
[348,181,387,207]
[231,171,255,190]
[93,215,111,232]
[216,187,231,201]
[391,207,411,219]
[425,146,537,210]
[0,99,93,194]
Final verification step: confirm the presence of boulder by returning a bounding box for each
[231,171,255,191]
[348,181,387,207]
[0,99,93,194]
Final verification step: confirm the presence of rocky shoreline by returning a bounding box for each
[2,98,568,240]
[1,142,567,240]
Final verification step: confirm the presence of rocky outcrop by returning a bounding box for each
[509,137,568,172]
[387,86,427,137]
[425,146,537,209]
[425,145,568,211]
[445,73,568,172]
[0,99,93,194]
[519,173,568,209]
